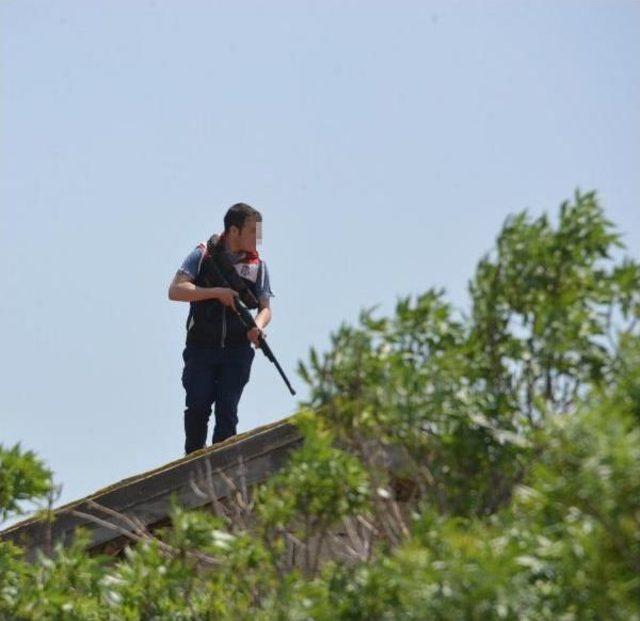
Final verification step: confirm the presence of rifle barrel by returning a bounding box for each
[235,300,297,396]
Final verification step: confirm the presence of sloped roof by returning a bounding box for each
[0,417,301,559]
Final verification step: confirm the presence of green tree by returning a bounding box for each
[0,444,52,523]
[298,189,640,517]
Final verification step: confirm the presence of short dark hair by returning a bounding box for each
[223,203,262,232]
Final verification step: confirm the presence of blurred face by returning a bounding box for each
[230,216,262,253]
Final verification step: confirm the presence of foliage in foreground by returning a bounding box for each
[0,445,51,523]
[1,190,639,620]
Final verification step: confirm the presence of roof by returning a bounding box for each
[0,417,301,559]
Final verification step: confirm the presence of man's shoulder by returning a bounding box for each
[184,242,207,257]
[178,243,207,279]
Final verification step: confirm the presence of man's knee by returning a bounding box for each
[184,404,211,422]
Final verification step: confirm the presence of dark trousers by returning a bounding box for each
[181,343,255,454]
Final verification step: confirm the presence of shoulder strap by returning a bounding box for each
[195,242,207,276]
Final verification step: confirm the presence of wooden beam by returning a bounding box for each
[1,419,301,559]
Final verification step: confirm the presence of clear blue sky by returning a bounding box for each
[2,1,639,515]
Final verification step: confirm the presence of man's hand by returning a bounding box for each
[168,274,240,307]
[214,287,238,310]
[247,327,265,347]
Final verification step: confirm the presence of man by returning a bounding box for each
[168,203,273,454]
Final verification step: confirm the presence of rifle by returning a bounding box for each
[203,237,296,396]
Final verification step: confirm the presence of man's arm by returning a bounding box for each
[255,298,271,330]
[167,272,238,308]
[247,298,271,346]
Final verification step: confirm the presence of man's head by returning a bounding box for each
[223,203,262,253]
